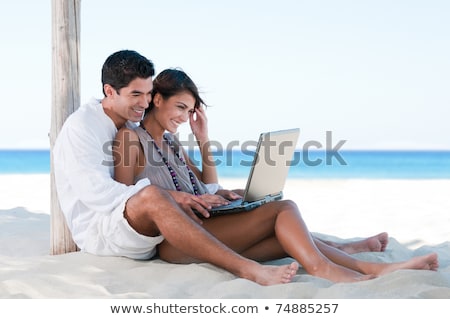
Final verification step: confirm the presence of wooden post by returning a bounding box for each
[49,0,81,254]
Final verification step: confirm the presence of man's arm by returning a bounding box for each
[54,119,149,214]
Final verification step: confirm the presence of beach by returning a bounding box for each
[1,174,450,298]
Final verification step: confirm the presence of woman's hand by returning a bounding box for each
[189,106,209,144]
[216,189,243,201]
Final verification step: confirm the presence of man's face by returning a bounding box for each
[108,77,153,127]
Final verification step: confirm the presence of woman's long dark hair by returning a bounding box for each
[145,69,205,115]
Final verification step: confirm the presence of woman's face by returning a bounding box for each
[154,91,196,133]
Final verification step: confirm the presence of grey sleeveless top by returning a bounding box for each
[134,126,209,195]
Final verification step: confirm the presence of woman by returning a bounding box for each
[114,69,438,283]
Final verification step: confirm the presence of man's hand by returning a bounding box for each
[198,194,230,207]
[167,191,212,223]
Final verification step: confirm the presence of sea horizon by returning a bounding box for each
[1,149,450,179]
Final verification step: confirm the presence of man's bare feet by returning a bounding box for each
[322,232,389,254]
[243,262,299,286]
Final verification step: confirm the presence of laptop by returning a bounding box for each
[207,128,300,216]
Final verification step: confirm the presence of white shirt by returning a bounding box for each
[53,98,150,249]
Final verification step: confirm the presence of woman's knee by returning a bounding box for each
[252,199,300,221]
[266,199,298,212]
[280,199,299,210]
[273,199,301,217]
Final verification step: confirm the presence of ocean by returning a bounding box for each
[1,149,450,179]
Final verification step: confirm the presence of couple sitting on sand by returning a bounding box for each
[53,50,438,285]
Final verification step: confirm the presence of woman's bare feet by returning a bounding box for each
[308,261,376,283]
[364,253,439,276]
[322,232,389,254]
[243,262,299,286]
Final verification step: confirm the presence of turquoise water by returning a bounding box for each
[0,150,50,174]
[1,149,450,179]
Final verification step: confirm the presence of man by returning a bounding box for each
[53,50,298,285]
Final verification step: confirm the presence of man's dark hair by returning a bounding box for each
[101,50,155,96]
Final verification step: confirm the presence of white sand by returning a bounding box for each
[1,174,449,298]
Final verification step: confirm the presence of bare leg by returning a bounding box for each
[200,200,373,283]
[236,221,438,276]
[312,239,439,275]
[239,232,438,276]
[163,199,438,281]
[126,186,297,285]
[316,232,389,254]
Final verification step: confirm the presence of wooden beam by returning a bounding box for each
[49,0,81,254]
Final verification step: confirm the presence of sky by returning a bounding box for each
[1,0,449,150]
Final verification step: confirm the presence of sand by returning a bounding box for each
[0,174,449,298]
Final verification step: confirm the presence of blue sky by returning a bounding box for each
[1,0,449,150]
